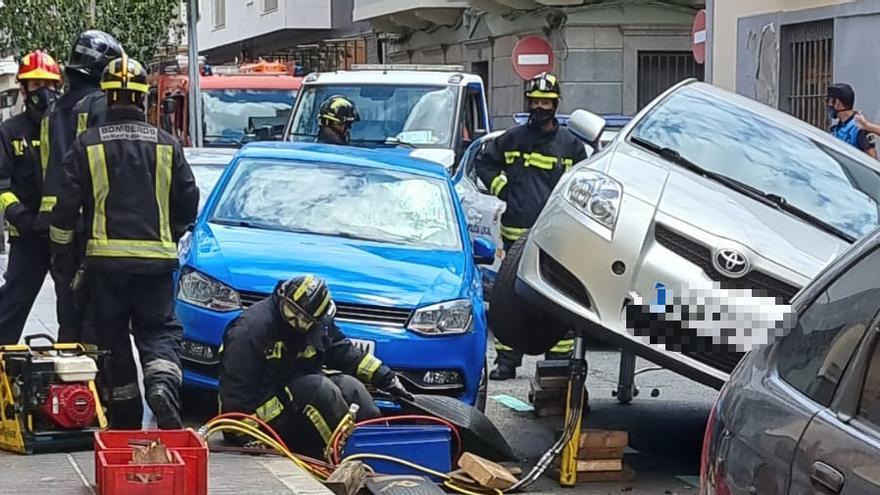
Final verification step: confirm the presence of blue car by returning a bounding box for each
[175,142,494,409]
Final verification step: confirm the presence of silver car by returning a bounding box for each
[183,147,238,212]
[492,79,880,391]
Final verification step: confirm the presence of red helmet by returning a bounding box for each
[17,51,62,83]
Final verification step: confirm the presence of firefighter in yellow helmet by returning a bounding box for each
[0,50,62,344]
[317,95,360,145]
[475,72,586,380]
[50,55,199,429]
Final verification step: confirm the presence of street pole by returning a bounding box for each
[88,0,96,28]
[186,0,204,147]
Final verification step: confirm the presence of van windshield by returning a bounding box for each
[288,84,459,149]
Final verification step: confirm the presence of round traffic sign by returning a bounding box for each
[692,9,707,65]
[512,36,555,80]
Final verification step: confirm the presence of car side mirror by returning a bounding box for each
[568,109,607,150]
[473,238,496,265]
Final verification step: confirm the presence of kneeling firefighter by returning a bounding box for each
[316,95,360,145]
[219,275,413,459]
[475,72,587,380]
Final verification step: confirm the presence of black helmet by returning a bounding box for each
[826,82,855,109]
[319,95,360,126]
[275,275,336,331]
[67,30,124,80]
[525,72,561,100]
[101,55,149,103]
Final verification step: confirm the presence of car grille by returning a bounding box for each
[654,224,800,304]
[539,250,591,309]
[239,291,413,328]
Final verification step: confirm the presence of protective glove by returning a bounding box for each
[380,374,414,402]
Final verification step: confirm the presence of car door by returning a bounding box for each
[789,325,880,494]
[783,246,880,494]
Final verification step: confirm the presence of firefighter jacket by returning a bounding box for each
[0,111,44,237]
[72,92,109,129]
[37,81,102,230]
[475,121,587,242]
[49,107,199,274]
[219,292,394,423]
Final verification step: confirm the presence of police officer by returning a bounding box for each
[0,51,62,344]
[39,30,123,342]
[219,275,412,459]
[317,95,360,145]
[826,83,877,158]
[50,55,199,429]
[475,72,587,381]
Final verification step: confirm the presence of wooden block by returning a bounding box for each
[534,406,566,417]
[325,461,370,495]
[573,465,636,483]
[529,379,568,401]
[580,429,628,450]
[458,453,518,490]
[576,459,622,472]
[448,469,479,486]
[537,376,569,389]
[579,446,625,461]
[535,360,569,378]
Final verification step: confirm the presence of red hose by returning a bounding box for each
[332,414,463,465]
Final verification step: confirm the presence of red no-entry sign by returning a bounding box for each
[692,9,707,65]
[512,36,555,80]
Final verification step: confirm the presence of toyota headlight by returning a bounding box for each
[177,268,242,311]
[408,299,473,336]
[563,170,623,230]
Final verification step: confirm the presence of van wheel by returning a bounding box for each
[488,233,567,355]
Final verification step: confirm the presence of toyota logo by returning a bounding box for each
[713,248,750,278]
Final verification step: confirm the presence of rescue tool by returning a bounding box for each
[0,334,110,454]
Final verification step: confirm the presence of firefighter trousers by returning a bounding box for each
[87,270,183,428]
[0,236,80,345]
[270,373,382,459]
[493,237,574,368]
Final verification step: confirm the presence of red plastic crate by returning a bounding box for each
[95,430,208,495]
[98,450,186,495]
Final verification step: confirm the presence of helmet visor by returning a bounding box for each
[279,295,336,331]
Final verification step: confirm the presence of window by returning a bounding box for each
[213,0,226,28]
[637,51,704,110]
[782,20,833,129]
[776,248,880,406]
[858,338,880,428]
[263,0,278,13]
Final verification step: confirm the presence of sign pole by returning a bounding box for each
[187,0,204,147]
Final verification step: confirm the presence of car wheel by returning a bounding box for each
[475,359,488,413]
[488,233,567,355]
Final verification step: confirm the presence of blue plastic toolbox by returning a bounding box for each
[342,425,453,480]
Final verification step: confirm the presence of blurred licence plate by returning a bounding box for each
[350,339,375,355]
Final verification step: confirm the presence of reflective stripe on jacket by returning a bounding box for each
[0,112,44,237]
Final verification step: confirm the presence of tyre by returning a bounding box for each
[475,359,488,413]
[488,233,567,355]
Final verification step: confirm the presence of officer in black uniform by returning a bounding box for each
[39,30,123,343]
[316,95,360,145]
[0,51,63,344]
[50,55,199,429]
[219,275,412,459]
[476,72,587,381]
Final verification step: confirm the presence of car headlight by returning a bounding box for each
[177,268,242,312]
[563,169,623,230]
[408,299,473,336]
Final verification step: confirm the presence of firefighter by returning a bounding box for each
[219,275,413,459]
[317,95,360,145]
[49,55,199,429]
[475,72,587,381]
[38,30,123,343]
[0,51,62,344]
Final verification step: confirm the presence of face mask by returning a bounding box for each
[25,87,57,113]
[529,107,555,128]
[826,106,838,122]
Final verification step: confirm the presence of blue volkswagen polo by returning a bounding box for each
[175,142,494,408]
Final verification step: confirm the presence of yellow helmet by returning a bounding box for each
[100,54,149,95]
[525,72,561,100]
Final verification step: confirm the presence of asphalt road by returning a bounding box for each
[7,255,716,494]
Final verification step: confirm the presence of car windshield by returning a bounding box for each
[630,85,880,240]
[288,84,459,148]
[202,89,296,146]
[191,164,226,211]
[209,159,461,249]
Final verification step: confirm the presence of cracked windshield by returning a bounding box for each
[210,159,460,249]
[631,85,880,240]
[202,89,297,146]
[288,84,458,148]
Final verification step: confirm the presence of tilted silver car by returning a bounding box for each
[491,79,880,391]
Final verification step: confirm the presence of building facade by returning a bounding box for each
[353,0,705,129]
[707,0,880,129]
